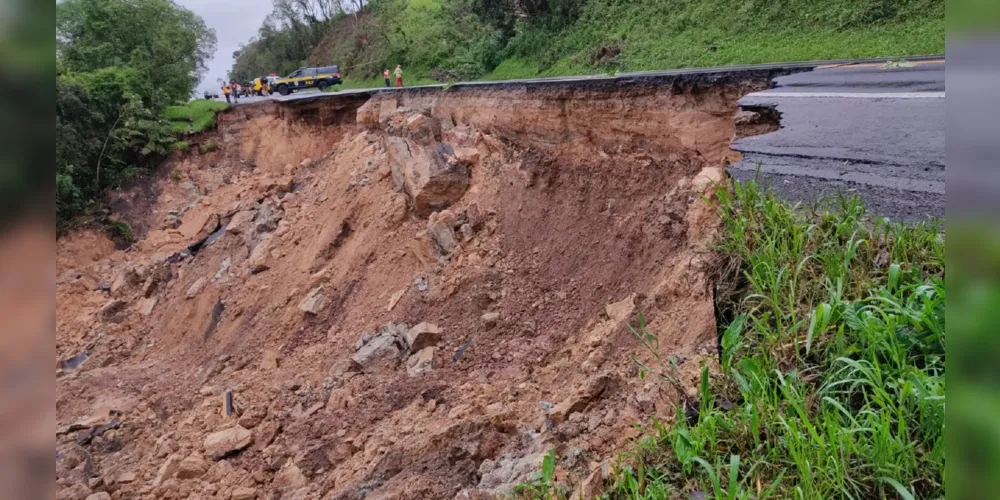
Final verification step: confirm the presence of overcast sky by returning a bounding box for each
[176,0,272,93]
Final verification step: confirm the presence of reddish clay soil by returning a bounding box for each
[56,77,768,500]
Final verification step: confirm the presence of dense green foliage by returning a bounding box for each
[232,0,944,84]
[603,182,945,498]
[55,0,217,228]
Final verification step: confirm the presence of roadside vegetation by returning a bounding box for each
[232,0,943,85]
[592,181,944,498]
[56,0,217,230]
[165,100,231,136]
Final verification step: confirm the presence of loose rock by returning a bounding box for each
[247,236,273,274]
[231,487,258,500]
[407,347,436,376]
[550,375,612,423]
[387,288,405,311]
[605,294,636,323]
[176,454,208,479]
[387,138,470,217]
[297,286,327,315]
[481,312,500,326]
[351,332,400,369]
[98,299,127,321]
[185,277,206,299]
[153,454,183,487]
[203,426,254,459]
[404,322,442,352]
[260,349,279,370]
[138,297,157,316]
[226,210,256,235]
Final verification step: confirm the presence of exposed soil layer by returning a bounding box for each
[56,78,769,500]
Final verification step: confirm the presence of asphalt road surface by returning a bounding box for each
[730,61,945,222]
[220,57,945,222]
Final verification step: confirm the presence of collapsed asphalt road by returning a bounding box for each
[229,58,945,223]
[730,61,945,222]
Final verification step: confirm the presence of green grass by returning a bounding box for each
[492,0,943,80]
[164,99,229,135]
[599,180,945,499]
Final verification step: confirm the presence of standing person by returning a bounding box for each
[394,64,403,88]
[231,81,239,103]
[383,68,391,88]
[254,77,263,96]
[222,82,231,104]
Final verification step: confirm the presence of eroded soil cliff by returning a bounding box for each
[56,75,772,500]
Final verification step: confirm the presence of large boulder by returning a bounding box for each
[387,138,470,217]
[203,426,253,459]
[402,112,442,144]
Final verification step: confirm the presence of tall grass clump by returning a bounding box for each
[165,99,229,135]
[607,180,944,499]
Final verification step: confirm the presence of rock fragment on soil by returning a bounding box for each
[185,277,206,298]
[98,299,126,322]
[477,452,549,494]
[352,332,400,368]
[297,286,327,315]
[231,487,258,500]
[481,312,500,326]
[261,349,279,370]
[226,209,256,235]
[138,297,157,316]
[387,288,405,311]
[58,483,92,500]
[404,322,442,352]
[153,454,183,487]
[550,375,612,423]
[247,236,272,274]
[387,137,470,217]
[203,426,253,459]
[407,347,436,376]
[176,453,208,479]
[605,294,636,323]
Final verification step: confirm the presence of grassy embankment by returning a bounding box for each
[164,99,230,151]
[483,0,944,80]
[517,182,945,499]
[316,0,944,87]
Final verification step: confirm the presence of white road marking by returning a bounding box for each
[753,91,945,99]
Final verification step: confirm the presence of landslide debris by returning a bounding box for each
[56,78,765,499]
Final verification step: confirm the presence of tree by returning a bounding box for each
[56,0,218,228]
[57,0,216,108]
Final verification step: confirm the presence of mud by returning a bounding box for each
[56,77,771,500]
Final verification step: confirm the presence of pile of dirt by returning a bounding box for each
[56,77,766,500]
